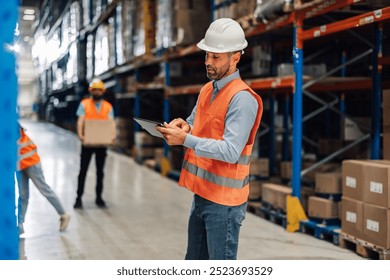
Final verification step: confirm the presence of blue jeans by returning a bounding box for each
[185,194,247,260]
[17,163,65,224]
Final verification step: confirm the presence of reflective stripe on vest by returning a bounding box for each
[18,129,40,170]
[182,159,250,189]
[237,154,251,165]
[178,78,263,206]
[18,140,34,149]
[19,148,38,161]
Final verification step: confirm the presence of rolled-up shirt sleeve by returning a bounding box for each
[183,91,258,164]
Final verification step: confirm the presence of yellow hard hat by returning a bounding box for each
[88,79,106,92]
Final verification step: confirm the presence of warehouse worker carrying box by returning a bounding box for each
[74,79,116,209]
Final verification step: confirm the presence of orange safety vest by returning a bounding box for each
[81,98,112,120]
[178,78,263,206]
[18,128,40,170]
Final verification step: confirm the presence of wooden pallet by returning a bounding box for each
[307,217,341,227]
[247,201,262,216]
[300,220,340,245]
[259,202,287,228]
[339,232,390,260]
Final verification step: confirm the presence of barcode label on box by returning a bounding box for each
[346,211,357,223]
[366,219,380,232]
[370,181,383,194]
[346,176,356,188]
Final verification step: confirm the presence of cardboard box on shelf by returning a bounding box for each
[280,161,292,179]
[174,0,209,11]
[341,197,363,239]
[250,158,269,177]
[134,131,163,146]
[175,9,209,46]
[249,180,263,200]
[308,196,339,219]
[383,89,390,126]
[300,186,316,213]
[315,172,342,194]
[281,160,339,182]
[154,148,164,166]
[344,117,370,141]
[363,161,390,208]
[342,160,366,201]
[362,203,390,249]
[262,183,292,212]
[384,126,390,160]
[83,119,116,146]
[318,138,343,156]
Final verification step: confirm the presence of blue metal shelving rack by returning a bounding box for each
[0,0,19,260]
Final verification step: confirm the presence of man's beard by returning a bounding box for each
[92,95,103,101]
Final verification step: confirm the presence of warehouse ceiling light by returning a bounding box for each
[23,14,35,21]
[6,43,20,53]
[23,9,35,15]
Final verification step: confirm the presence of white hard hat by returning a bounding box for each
[197,18,248,53]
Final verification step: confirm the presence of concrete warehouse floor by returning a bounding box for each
[17,120,364,260]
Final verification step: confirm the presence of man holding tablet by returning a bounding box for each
[156,18,263,260]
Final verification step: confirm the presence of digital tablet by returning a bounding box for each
[133,117,165,138]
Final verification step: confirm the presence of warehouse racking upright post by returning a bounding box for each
[292,14,304,198]
[0,0,19,260]
[30,1,389,197]
[371,22,383,159]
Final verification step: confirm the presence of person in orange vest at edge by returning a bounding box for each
[17,123,71,234]
[156,18,263,260]
[74,79,116,209]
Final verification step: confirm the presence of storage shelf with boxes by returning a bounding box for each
[29,2,389,255]
[340,160,390,259]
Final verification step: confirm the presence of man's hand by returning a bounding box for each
[169,118,191,133]
[156,121,188,146]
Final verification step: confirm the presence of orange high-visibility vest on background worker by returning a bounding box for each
[178,78,263,206]
[18,128,40,170]
[81,98,112,120]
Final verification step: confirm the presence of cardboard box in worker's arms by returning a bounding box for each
[84,119,116,146]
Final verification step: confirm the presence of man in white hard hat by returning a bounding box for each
[157,18,263,260]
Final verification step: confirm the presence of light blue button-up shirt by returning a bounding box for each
[184,70,259,164]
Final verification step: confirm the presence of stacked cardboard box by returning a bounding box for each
[251,43,272,76]
[133,0,157,56]
[155,0,210,51]
[308,196,339,219]
[249,180,263,201]
[133,131,163,161]
[307,172,342,219]
[213,0,257,21]
[115,117,133,149]
[260,182,314,213]
[250,158,269,177]
[341,160,390,249]
[280,161,339,181]
[262,183,292,212]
